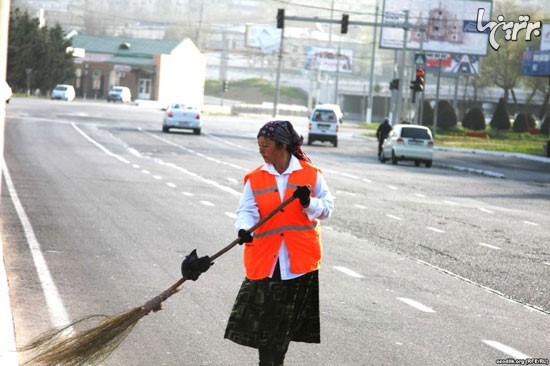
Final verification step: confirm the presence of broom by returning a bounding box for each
[19,195,298,366]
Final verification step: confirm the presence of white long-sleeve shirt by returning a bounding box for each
[235,155,334,280]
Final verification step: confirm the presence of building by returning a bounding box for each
[69,33,206,105]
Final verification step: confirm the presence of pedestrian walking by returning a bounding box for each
[376,118,392,159]
[225,120,334,366]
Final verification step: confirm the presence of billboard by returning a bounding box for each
[380,0,492,56]
[522,48,550,76]
[305,47,354,73]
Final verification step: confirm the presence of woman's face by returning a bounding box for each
[258,136,286,165]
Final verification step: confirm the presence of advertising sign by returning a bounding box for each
[380,0,492,56]
[541,24,550,51]
[305,47,354,73]
[522,48,550,76]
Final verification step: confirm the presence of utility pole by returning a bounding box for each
[0,0,10,198]
[367,4,379,123]
[393,10,408,125]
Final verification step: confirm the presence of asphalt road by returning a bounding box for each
[1,98,549,366]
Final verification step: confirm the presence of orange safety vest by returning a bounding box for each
[243,160,322,280]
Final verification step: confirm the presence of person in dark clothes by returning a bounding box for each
[225,120,334,366]
[376,118,392,159]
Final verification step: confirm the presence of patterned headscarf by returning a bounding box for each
[257,120,311,162]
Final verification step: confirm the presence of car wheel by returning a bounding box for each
[193,128,201,135]
[162,125,169,133]
[380,153,386,163]
[307,137,312,146]
[391,150,398,165]
[333,138,338,148]
[414,160,421,167]
[425,160,432,168]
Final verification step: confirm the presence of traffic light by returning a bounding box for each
[277,8,285,29]
[389,79,399,90]
[415,68,425,92]
[341,14,349,34]
[222,81,228,93]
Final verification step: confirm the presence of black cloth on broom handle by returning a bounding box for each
[142,194,298,313]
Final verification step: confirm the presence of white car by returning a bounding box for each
[50,84,75,101]
[381,124,434,167]
[307,105,342,147]
[162,103,202,134]
[107,86,131,103]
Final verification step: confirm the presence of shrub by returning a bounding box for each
[541,115,550,135]
[437,100,458,129]
[490,97,511,131]
[463,107,486,131]
[512,113,530,133]
[421,101,434,127]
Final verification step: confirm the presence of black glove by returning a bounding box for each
[181,249,211,281]
[238,229,253,245]
[293,185,311,207]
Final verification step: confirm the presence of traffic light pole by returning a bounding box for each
[272,26,285,117]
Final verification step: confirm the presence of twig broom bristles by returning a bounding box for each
[19,195,297,366]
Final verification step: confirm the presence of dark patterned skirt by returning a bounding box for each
[224,269,320,351]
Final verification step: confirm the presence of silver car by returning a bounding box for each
[381,124,433,167]
[162,103,202,134]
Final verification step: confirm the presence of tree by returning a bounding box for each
[437,100,458,129]
[478,1,543,107]
[463,107,486,131]
[421,100,433,127]
[7,9,75,94]
[490,97,511,131]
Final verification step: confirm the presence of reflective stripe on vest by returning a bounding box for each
[243,160,322,280]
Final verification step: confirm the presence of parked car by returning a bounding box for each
[1,80,12,103]
[162,103,202,134]
[107,86,131,103]
[50,84,75,101]
[307,105,342,147]
[380,124,433,167]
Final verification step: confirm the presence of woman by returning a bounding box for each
[225,120,334,366]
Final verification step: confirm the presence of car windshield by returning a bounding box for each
[171,104,194,109]
[112,88,122,92]
[312,110,337,122]
[55,86,67,91]
[401,127,431,139]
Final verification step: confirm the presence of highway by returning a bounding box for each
[1,98,549,365]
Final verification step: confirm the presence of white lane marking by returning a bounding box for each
[127,148,142,158]
[354,204,367,209]
[152,175,162,180]
[342,173,359,179]
[182,192,194,197]
[415,193,426,198]
[396,297,436,313]
[227,177,239,184]
[166,182,177,188]
[362,178,372,183]
[387,185,398,190]
[200,201,215,207]
[141,129,250,172]
[426,226,446,233]
[2,161,71,328]
[0,235,18,366]
[479,242,501,250]
[333,266,364,279]
[523,221,539,226]
[386,214,403,221]
[132,164,140,169]
[142,170,150,175]
[204,132,256,152]
[444,200,457,205]
[225,212,237,219]
[72,123,130,164]
[477,207,494,214]
[482,340,530,359]
[543,262,550,267]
